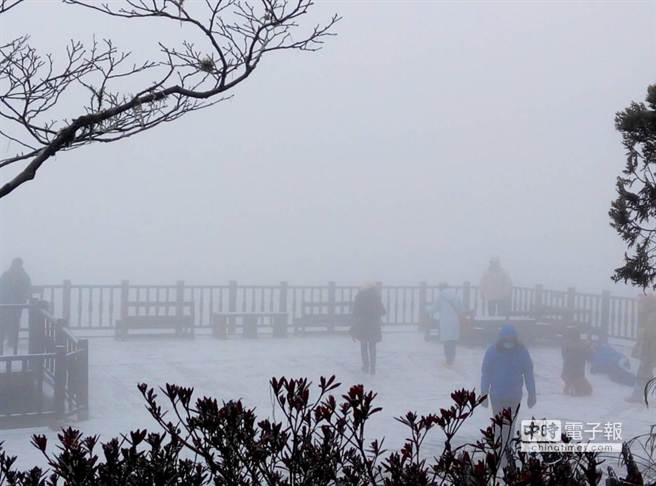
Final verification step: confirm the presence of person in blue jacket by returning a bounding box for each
[589,342,635,387]
[480,324,537,417]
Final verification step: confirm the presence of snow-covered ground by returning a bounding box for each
[2,331,654,468]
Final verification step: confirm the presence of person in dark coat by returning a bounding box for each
[351,283,385,375]
[561,327,593,396]
[0,258,32,352]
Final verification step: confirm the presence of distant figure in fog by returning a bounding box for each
[0,258,32,352]
[561,327,592,396]
[431,282,464,366]
[480,258,512,316]
[351,283,385,375]
[627,294,656,403]
[481,324,536,417]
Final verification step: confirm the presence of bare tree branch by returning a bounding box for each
[0,0,340,198]
[0,0,24,13]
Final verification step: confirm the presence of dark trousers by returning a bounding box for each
[0,307,22,354]
[360,340,377,374]
[443,340,456,365]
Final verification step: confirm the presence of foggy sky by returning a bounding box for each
[1,0,655,294]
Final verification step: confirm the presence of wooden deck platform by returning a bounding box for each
[1,333,651,468]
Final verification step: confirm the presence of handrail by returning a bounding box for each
[0,352,55,360]
[0,303,31,310]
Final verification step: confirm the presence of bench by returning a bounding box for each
[293,301,352,334]
[211,312,289,338]
[422,300,599,344]
[461,318,600,345]
[115,301,195,339]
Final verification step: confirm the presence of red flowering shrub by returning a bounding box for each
[0,377,644,485]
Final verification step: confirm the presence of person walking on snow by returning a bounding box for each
[351,282,385,375]
[431,282,464,366]
[480,324,536,424]
[480,258,512,316]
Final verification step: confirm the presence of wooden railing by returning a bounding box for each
[0,301,89,427]
[30,281,641,340]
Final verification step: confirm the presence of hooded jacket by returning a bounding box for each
[480,325,536,402]
[430,288,463,342]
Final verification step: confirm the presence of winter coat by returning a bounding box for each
[588,344,634,386]
[0,267,32,304]
[589,344,623,374]
[480,267,512,302]
[480,325,536,402]
[431,289,462,342]
[561,341,588,381]
[350,287,385,343]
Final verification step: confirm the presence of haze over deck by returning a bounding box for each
[1,1,655,293]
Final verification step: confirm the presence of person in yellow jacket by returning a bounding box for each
[480,258,512,316]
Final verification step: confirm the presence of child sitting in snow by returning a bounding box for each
[561,327,593,396]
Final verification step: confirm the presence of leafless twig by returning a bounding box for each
[0,0,340,198]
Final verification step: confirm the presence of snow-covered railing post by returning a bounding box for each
[62,279,71,324]
[27,299,48,355]
[462,281,471,313]
[120,280,129,321]
[175,280,185,321]
[54,345,66,418]
[228,281,237,313]
[600,290,610,343]
[78,338,89,420]
[534,284,543,309]
[327,281,336,333]
[566,287,576,320]
[418,281,427,326]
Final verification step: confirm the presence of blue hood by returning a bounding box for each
[498,324,517,339]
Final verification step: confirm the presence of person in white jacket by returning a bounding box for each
[431,282,464,366]
[480,258,512,316]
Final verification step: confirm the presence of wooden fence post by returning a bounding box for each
[600,290,610,343]
[418,282,427,327]
[120,280,130,320]
[28,299,47,354]
[78,338,89,420]
[279,281,288,314]
[462,281,471,312]
[277,281,289,338]
[54,344,66,418]
[376,281,384,325]
[534,284,543,309]
[228,280,237,313]
[62,280,71,323]
[328,281,336,333]
[567,287,577,322]
[176,280,185,317]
